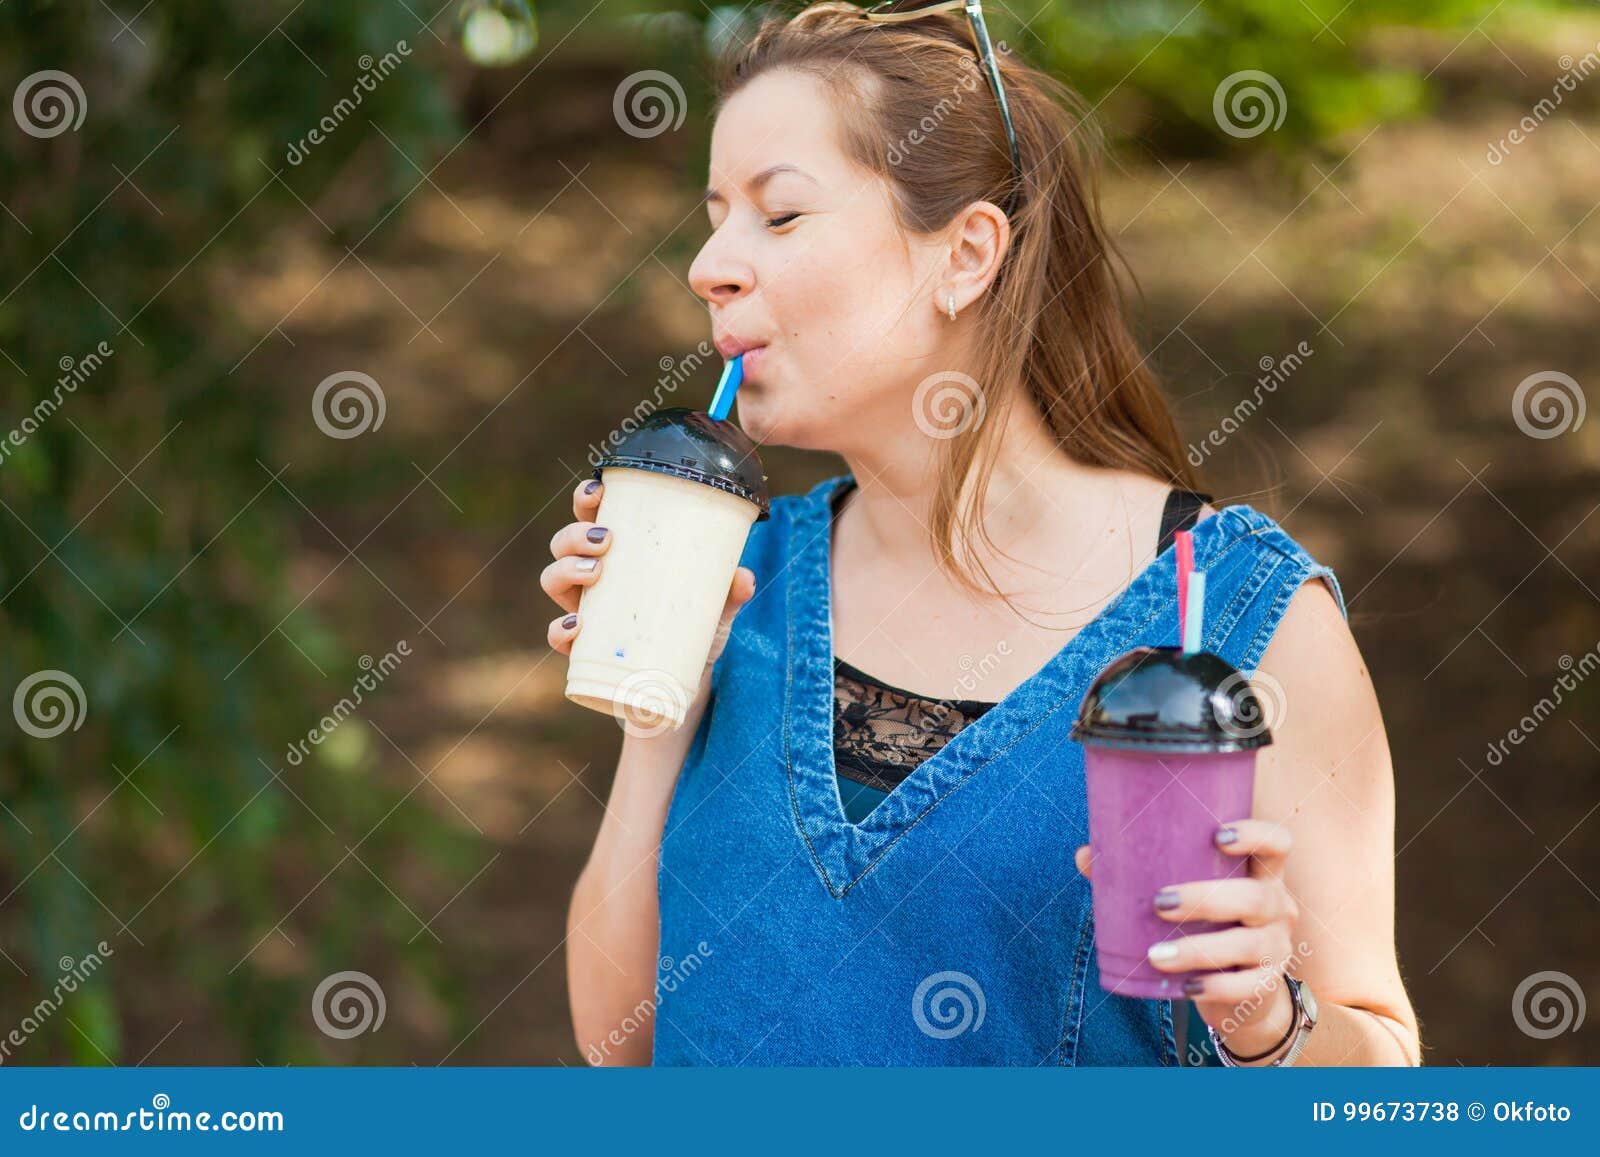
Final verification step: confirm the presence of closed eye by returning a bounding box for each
[766,212,801,229]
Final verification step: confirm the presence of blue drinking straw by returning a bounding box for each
[1181,570,1206,654]
[708,353,743,421]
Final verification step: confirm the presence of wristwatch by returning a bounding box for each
[1207,973,1318,1066]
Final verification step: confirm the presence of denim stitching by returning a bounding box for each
[825,531,1260,896]
[1056,903,1096,1065]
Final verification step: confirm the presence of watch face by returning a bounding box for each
[1293,976,1319,1023]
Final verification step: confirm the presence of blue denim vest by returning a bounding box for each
[653,472,1346,1065]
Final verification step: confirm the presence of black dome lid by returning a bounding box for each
[592,407,770,520]
[1070,645,1274,753]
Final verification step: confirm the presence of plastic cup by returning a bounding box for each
[1071,646,1274,999]
[564,407,769,734]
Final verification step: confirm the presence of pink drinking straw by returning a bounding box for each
[1175,528,1194,646]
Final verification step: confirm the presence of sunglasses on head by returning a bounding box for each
[862,0,1022,205]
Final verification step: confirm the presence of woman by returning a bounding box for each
[545,2,1421,1066]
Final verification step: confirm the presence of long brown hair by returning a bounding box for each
[713,2,1206,611]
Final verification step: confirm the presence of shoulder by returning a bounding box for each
[1206,501,1349,623]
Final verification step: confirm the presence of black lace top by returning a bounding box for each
[829,480,1211,820]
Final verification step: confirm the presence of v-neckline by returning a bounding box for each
[784,472,1232,898]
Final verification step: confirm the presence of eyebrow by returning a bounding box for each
[701,163,819,207]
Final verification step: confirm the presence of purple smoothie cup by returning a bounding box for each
[1070,646,1274,999]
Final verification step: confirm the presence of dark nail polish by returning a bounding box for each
[1183,976,1205,997]
[583,480,600,494]
[1153,888,1181,911]
[561,614,578,629]
[586,526,609,543]
[1215,826,1239,846]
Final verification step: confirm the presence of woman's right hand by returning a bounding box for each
[543,477,757,671]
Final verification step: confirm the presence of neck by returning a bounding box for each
[836,391,1125,576]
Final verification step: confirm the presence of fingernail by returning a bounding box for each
[1183,976,1205,997]
[586,526,609,543]
[561,614,578,629]
[1147,942,1179,962]
[1215,826,1239,846]
[575,558,597,573]
[584,480,600,494]
[1153,888,1181,911]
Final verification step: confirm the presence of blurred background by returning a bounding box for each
[1,0,1595,1066]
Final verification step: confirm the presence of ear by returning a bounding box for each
[939,200,1010,314]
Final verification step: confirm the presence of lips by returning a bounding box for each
[714,334,769,360]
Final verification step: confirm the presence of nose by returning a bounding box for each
[688,225,754,307]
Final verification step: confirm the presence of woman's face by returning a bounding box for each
[689,68,959,452]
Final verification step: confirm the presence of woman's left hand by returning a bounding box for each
[1074,819,1302,1052]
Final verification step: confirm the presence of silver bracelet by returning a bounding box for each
[1207,973,1319,1067]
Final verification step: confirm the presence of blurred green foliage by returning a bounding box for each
[0,1,466,1063]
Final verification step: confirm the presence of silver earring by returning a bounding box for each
[947,292,957,321]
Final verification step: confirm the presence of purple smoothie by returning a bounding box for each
[1071,646,1273,999]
